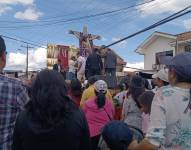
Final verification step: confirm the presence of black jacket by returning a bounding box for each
[104,51,117,69]
[12,109,91,150]
[86,53,103,71]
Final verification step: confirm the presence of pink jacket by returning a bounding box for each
[83,98,114,137]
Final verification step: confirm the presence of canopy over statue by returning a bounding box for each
[69,26,101,57]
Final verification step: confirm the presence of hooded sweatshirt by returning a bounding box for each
[12,108,90,150]
[83,98,114,137]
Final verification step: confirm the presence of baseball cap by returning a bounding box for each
[163,52,191,81]
[0,36,6,53]
[102,121,133,150]
[94,80,108,93]
[152,69,169,82]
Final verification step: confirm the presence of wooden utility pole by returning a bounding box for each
[21,44,33,78]
[175,38,178,55]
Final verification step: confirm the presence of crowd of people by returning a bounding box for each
[53,47,117,87]
[1,35,191,150]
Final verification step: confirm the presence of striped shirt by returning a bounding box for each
[0,75,29,150]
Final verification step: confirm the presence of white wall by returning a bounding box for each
[144,37,175,70]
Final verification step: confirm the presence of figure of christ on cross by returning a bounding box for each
[69,26,101,57]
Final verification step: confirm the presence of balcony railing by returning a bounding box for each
[152,64,165,71]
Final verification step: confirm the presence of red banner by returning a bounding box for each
[57,45,69,70]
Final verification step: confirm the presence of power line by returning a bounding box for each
[0,34,46,48]
[14,0,166,44]
[0,0,138,24]
[92,0,170,36]
[101,0,171,32]
[102,5,191,48]
[0,31,45,46]
[1,0,184,50]
[0,0,157,29]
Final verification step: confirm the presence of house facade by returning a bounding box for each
[135,31,191,70]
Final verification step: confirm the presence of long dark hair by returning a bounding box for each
[70,78,82,97]
[128,76,145,109]
[138,91,155,113]
[95,91,106,108]
[26,70,76,127]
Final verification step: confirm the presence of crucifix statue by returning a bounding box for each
[69,26,101,57]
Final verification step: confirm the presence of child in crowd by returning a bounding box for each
[138,91,155,134]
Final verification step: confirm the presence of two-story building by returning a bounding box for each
[135,31,191,70]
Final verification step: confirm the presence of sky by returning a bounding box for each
[0,0,191,71]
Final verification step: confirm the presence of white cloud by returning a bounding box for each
[0,4,12,15]
[0,0,34,5]
[184,18,191,30]
[14,7,43,21]
[126,62,144,69]
[112,37,127,47]
[5,47,47,71]
[137,0,191,16]
[0,0,43,20]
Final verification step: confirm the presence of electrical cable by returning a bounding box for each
[102,6,191,48]
[0,0,157,29]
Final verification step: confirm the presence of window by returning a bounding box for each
[155,50,173,65]
[185,45,191,52]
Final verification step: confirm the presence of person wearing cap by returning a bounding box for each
[83,80,115,150]
[80,76,112,107]
[0,36,29,150]
[101,121,134,150]
[152,69,169,89]
[128,52,191,150]
[122,75,145,130]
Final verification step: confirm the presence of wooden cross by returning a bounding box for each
[69,26,101,56]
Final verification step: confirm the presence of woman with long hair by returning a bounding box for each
[122,75,145,130]
[129,52,191,150]
[12,70,90,150]
[83,80,114,150]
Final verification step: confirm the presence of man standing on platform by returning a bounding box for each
[104,48,117,88]
[85,48,103,79]
[0,36,29,150]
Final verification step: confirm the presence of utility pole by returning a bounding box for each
[175,37,179,55]
[21,44,33,78]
